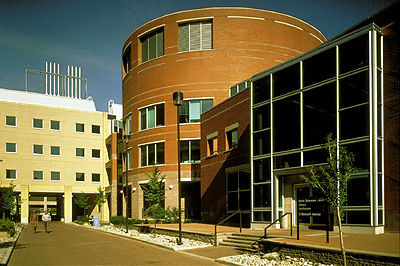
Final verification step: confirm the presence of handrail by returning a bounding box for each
[214,211,243,246]
[250,212,293,250]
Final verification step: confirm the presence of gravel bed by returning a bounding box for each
[219,252,333,266]
[86,224,212,250]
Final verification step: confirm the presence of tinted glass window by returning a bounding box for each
[339,34,369,74]
[253,104,270,131]
[347,175,370,206]
[92,125,100,134]
[51,172,60,181]
[273,64,300,97]
[303,48,336,87]
[33,171,43,180]
[6,116,16,126]
[343,141,369,170]
[253,158,271,183]
[33,119,43,128]
[339,70,369,109]
[273,153,300,169]
[76,123,84,132]
[253,130,270,156]
[339,104,369,140]
[253,76,270,104]
[253,183,271,207]
[51,120,60,130]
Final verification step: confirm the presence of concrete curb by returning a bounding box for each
[0,225,23,266]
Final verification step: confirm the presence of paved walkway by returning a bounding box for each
[8,222,220,265]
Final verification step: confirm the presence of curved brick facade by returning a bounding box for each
[121,7,325,219]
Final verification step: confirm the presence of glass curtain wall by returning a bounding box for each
[251,25,383,227]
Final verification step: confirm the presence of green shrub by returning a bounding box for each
[76,216,90,222]
[0,219,15,236]
[165,207,179,223]
[110,216,143,225]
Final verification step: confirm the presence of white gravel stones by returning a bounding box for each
[219,253,333,266]
[88,224,212,250]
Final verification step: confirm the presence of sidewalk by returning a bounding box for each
[154,223,400,257]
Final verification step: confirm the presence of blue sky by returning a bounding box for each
[0,0,395,111]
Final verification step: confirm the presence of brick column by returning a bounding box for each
[20,185,29,224]
[64,186,73,223]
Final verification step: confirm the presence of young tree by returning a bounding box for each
[1,182,17,219]
[142,167,166,234]
[74,193,90,218]
[301,133,358,266]
[95,186,108,211]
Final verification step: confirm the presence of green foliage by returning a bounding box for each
[144,204,165,222]
[165,207,179,223]
[0,219,15,236]
[110,216,142,225]
[95,186,108,210]
[1,182,17,219]
[301,133,358,218]
[76,216,90,222]
[74,193,90,217]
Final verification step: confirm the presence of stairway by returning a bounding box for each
[219,233,263,251]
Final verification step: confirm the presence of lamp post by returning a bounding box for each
[124,133,130,233]
[173,91,183,245]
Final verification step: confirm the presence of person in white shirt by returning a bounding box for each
[42,210,51,233]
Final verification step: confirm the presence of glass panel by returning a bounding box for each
[343,141,369,170]
[6,143,16,152]
[141,36,148,62]
[378,140,382,172]
[92,173,101,182]
[122,45,131,73]
[33,119,43,128]
[76,148,84,157]
[147,106,155,128]
[76,173,85,182]
[34,145,43,154]
[239,190,250,210]
[227,172,238,192]
[253,158,271,183]
[51,146,60,155]
[347,175,370,206]
[273,153,300,169]
[148,144,156,165]
[273,63,300,97]
[344,210,370,225]
[51,172,60,181]
[92,125,100,134]
[377,34,382,69]
[156,30,164,57]
[191,140,200,163]
[239,171,250,190]
[148,33,156,60]
[201,99,213,113]
[6,169,16,179]
[378,210,383,225]
[156,142,164,164]
[179,23,189,52]
[378,173,383,206]
[227,192,238,211]
[230,86,237,97]
[253,130,270,156]
[92,149,101,158]
[253,104,270,131]
[303,48,336,87]
[339,70,369,109]
[6,116,16,126]
[51,120,60,130]
[253,183,271,207]
[339,104,369,140]
[253,211,271,222]
[76,123,84,132]
[180,140,189,163]
[189,23,200,50]
[253,76,270,104]
[339,34,369,74]
[303,149,328,165]
[179,101,189,123]
[140,109,146,130]
[377,103,382,138]
[189,100,201,122]
[140,146,147,166]
[273,95,300,152]
[33,171,43,180]
[156,104,164,126]
[201,21,212,50]
[303,82,336,147]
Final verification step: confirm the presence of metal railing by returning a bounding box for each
[214,211,244,246]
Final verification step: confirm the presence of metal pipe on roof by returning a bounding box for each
[45,61,48,95]
[78,67,81,99]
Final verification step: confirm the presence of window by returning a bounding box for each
[140,103,164,130]
[33,144,43,155]
[124,149,132,171]
[122,44,131,74]
[50,120,60,130]
[227,171,251,211]
[207,132,218,156]
[124,114,132,135]
[92,125,101,134]
[51,171,60,181]
[253,76,270,104]
[51,146,60,156]
[179,99,213,123]
[226,129,238,150]
[140,142,165,167]
[33,171,43,180]
[179,20,212,52]
[76,123,85,132]
[92,173,101,182]
[6,116,16,126]
[33,119,43,129]
[6,169,16,180]
[76,148,85,157]
[76,172,85,182]
[273,63,300,97]
[6,143,16,153]
[92,149,101,158]
[141,27,164,63]
[180,140,200,164]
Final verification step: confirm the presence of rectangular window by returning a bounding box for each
[124,114,132,135]
[76,148,85,157]
[92,149,101,158]
[76,172,85,182]
[33,144,43,155]
[50,120,60,130]
[6,143,16,153]
[92,125,101,134]
[33,170,43,180]
[141,27,164,63]
[33,119,43,129]
[76,123,85,132]
[226,129,238,150]
[51,171,60,181]
[207,137,218,156]
[140,103,165,130]
[179,99,213,123]
[140,142,165,167]
[180,140,200,164]
[179,20,212,52]
[227,171,251,211]
[6,116,16,126]
[50,146,60,156]
[92,173,101,182]
[122,44,132,74]
[6,169,16,180]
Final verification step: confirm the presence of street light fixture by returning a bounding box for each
[124,133,130,233]
[173,91,183,245]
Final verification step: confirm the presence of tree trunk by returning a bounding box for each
[336,205,346,266]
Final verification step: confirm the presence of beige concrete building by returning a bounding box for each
[0,88,110,223]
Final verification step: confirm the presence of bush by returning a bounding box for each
[76,216,90,222]
[165,207,179,223]
[110,216,142,225]
[0,219,15,236]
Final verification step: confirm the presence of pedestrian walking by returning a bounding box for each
[30,210,39,233]
[42,210,51,233]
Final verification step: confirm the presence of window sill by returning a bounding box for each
[206,153,218,159]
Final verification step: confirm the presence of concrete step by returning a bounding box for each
[223,238,256,245]
[219,241,254,249]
